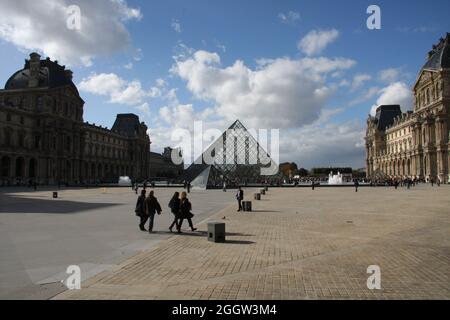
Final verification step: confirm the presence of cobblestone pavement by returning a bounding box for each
[54,185,450,300]
[0,187,239,299]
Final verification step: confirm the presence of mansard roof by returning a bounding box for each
[4,53,79,95]
[374,105,402,131]
[111,113,143,138]
[422,32,450,71]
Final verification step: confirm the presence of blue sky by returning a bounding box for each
[1,0,449,168]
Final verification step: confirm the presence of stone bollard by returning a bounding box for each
[208,222,226,243]
[260,189,266,195]
[53,192,58,199]
[243,201,252,212]
[254,193,261,200]
[265,186,269,191]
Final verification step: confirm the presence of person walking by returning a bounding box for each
[354,179,359,192]
[236,186,244,212]
[187,182,191,194]
[135,189,147,231]
[178,192,197,233]
[144,190,162,233]
[168,192,181,233]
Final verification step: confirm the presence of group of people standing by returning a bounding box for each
[134,190,197,233]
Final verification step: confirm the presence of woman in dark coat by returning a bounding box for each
[135,189,147,231]
[177,191,197,233]
[144,190,162,233]
[168,192,181,232]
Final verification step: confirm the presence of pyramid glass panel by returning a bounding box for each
[181,120,281,188]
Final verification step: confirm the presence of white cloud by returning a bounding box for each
[378,68,402,83]
[370,82,412,115]
[133,48,144,61]
[171,19,182,33]
[78,73,148,105]
[216,43,226,53]
[171,50,356,129]
[298,29,340,56]
[156,78,167,87]
[160,104,195,127]
[136,102,151,116]
[278,11,300,25]
[351,74,372,91]
[124,62,133,69]
[0,0,142,67]
[280,121,366,169]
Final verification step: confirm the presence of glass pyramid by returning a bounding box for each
[181,120,281,189]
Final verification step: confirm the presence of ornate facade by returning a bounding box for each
[366,34,450,183]
[0,53,151,185]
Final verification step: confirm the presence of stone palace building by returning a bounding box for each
[0,53,152,185]
[366,34,450,183]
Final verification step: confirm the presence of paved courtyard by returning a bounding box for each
[47,184,450,300]
[0,187,241,299]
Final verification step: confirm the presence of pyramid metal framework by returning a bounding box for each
[181,120,281,188]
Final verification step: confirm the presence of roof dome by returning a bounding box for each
[4,53,79,94]
[422,33,450,71]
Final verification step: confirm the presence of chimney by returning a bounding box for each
[28,52,41,88]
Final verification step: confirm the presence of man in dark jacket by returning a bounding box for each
[236,187,244,212]
[168,192,181,232]
[144,191,162,233]
[135,189,147,231]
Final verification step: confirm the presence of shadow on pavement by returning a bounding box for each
[224,240,256,245]
[0,194,121,214]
